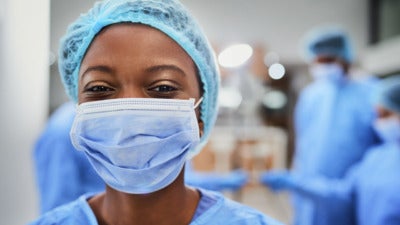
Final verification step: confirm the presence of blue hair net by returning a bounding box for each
[302,26,354,63]
[58,0,220,157]
[374,75,400,115]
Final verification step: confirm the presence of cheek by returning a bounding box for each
[197,119,204,137]
[195,108,201,121]
[195,101,204,137]
[188,78,201,98]
[77,85,84,104]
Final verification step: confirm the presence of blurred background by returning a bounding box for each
[1,0,400,224]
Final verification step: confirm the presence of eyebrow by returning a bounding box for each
[81,64,187,78]
[81,65,114,78]
[145,64,187,77]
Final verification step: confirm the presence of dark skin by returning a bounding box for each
[78,23,204,225]
[314,55,350,74]
[376,105,400,120]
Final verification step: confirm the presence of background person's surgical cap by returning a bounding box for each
[58,0,220,158]
[302,26,354,63]
[374,75,400,115]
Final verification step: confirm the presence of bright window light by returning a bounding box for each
[218,44,253,68]
[268,63,286,80]
[264,51,280,66]
[218,87,242,109]
[262,90,287,109]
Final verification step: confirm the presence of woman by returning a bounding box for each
[29,0,282,224]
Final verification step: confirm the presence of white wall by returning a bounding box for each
[49,0,370,108]
[362,36,400,75]
[0,0,49,223]
[50,0,369,66]
[182,0,368,65]
[49,0,97,112]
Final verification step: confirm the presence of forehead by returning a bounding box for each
[82,23,196,70]
[78,23,202,97]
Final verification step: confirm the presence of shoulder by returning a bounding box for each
[34,102,76,153]
[46,102,76,133]
[28,194,97,225]
[353,144,393,173]
[194,189,283,225]
[341,79,377,115]
[364,143,398,160]
[297,81,330,103]
[345,78,377,96]
[299,81,321,95]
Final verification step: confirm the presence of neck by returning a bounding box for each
[89,171,200,225]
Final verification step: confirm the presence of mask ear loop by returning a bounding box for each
[193,97,203,109]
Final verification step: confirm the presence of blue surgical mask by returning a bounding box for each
[70,98,201,194]
[310,63,345,83]
[373,116,400,143]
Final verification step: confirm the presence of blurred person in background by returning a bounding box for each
[260,75,400,225]
[33,102,104,214]
[260,26,380,225]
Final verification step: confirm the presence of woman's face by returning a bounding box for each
[78,23,203,132]
[313,55,349,73]
[79,23,201,104]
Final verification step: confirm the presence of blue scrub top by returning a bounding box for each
[28,188,284,225]
[292,78,380,225]
[33,102,105,213]
[354,143,400,225]
[289,142,400,225]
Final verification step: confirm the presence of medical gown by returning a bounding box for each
[29,188,283,225]
[33,102,104,213]
[292,79,379,225]
[287,142,400,225]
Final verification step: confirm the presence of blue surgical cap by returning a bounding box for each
[302,26,354,63]
[375,75,400,115]
[58,0,220,157]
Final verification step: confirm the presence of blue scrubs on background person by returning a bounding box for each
[260,75,400,225]
[262,26,379,225]
[33,102,104,214]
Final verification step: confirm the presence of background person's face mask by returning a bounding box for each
[70,98,201,194]
[310,63,345,83]
[373,116,400,143]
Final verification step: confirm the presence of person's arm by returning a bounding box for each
[185,161,248,191]
[289,174,354,204]
[260,166,359,205]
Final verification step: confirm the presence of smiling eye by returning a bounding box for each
[147,84,180,98]
[151,85,177,92]
[86,85,114,92]
[81,84,116,101]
